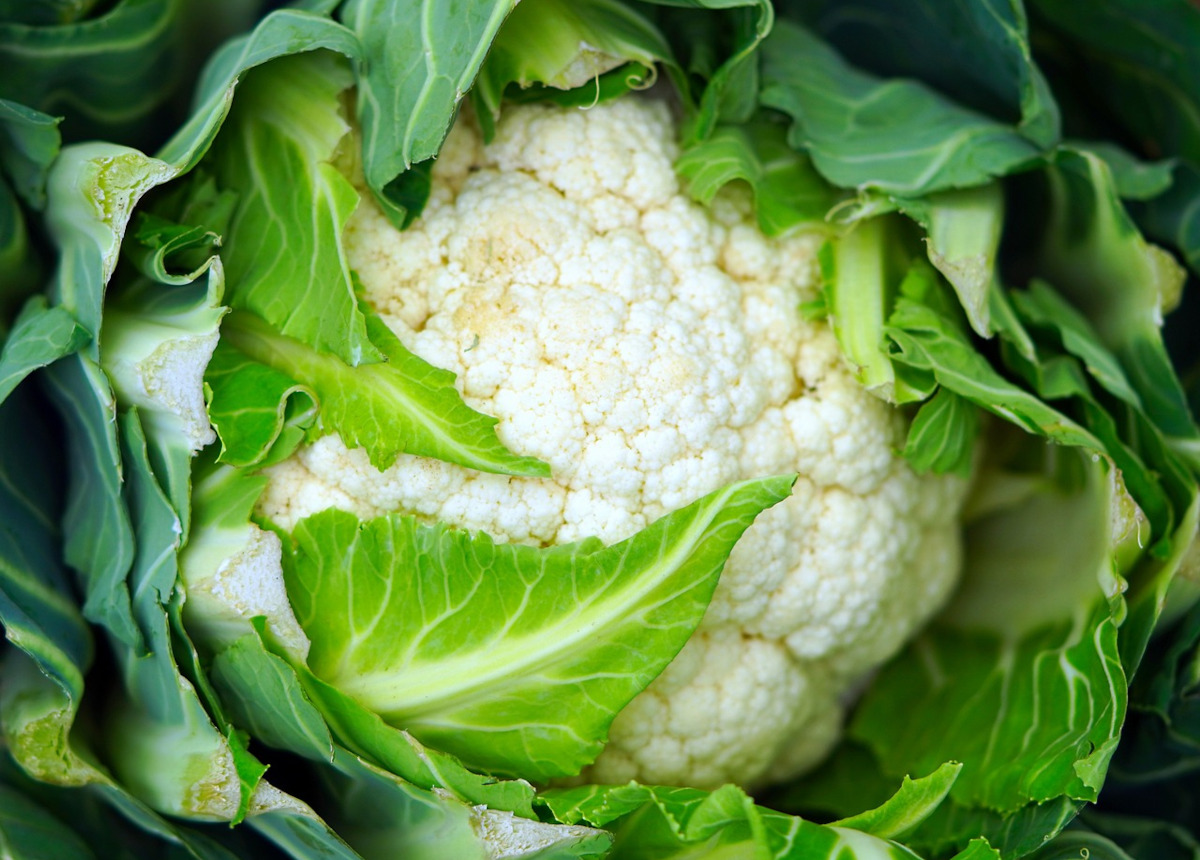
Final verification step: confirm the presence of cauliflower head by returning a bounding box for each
[258,95,968,790]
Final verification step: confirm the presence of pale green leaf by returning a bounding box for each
[284,475,794,779]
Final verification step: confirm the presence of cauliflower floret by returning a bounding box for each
[259,96,968,790]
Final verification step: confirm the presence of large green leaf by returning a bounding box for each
[207,51,381,368]
[0,98,60,210]
[801,0,1060,148]
[282,475,794,779]
[0,0,185,145]
[0,386,93,786]
[760,20,1042,197]
[851,450,1131,814]
[0,782,97,860]
[1030,0,1200,162]
[41,354,139,648]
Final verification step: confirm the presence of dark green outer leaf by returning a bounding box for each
[760,20,1042,197]
[0,783,97,860]
[0,386,90,707]
[1027,830,1135,860]
[1134,161,1200,276]
[42,354,139,648]
[0,0,105,25]
[801,0,1060,148]
[0,0,186,144]
[1079,810,1200,860]
[0,99,61,209]
[1030,0,1200,161]
[0,100,60,322]
[1084,141,1176,201]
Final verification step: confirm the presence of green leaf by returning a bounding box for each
[125,201,231,287]
[1029,0,1200,162]
[46,142,176,345]
[831,762,963,840]
[1028,830,1136,860]
[852,450,1129,812]
[155,9,362,172]
[675,120,838,236]
[655,0,775,142]
[0,98,61,210]
[0,0,186,146]
[541,782,924,859]
[1078,810,1200,860]
[0,298,90,405]
[899,771,1084,857]
[283,474,794,780]
[0,783,97,860]
[949,839,1003,860]
[209,50,382,368]
[894,182,1006,337]
[220,309,550,477]
[204,340,318,468]
[472,0,670,131]
[760,20,1041,197]
[42,353,139,649]
[1010,280,1143,410]
[339,0,518,227]
[902,388,980,478]
[885,298,1105,452]
[1135,161,1200,276]
[257,660,540,814]
[210,634,336,764]
[105,408,262,822]
[1083,142,1176,201]
[1037,149,1195,447]
[0,387,93,786]
[804,0,1060,148]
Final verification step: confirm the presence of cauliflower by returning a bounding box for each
[258,95,968,790]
